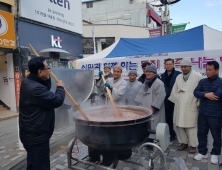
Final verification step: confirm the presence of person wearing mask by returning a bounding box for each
[138,62,151,84]
[194,61,222,164]
[19,57,65,170]
[123,70,142,106]
[169,58,202,154]
[161,58,181,141]
[104,65,127,105]
[96,65,113,105]
[135,64,166,130]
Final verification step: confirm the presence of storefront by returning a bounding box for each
[17,19,83,70]
[146,4,162,28]
[0,9,17,112]
[13,0,83,129]
[13,19,83,129]
[16,0,83,79]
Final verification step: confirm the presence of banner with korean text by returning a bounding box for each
[14,72,21,107]
[172,24,187,34]
[149,28,162,37]
[74,50,222,79]
[20,0,82,34]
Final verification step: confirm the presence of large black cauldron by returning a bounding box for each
[73,105,152,151]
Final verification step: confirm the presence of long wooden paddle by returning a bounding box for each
[28,43,89,121]
[101,75,120,117]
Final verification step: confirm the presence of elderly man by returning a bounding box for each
[19,57,65,169]
[96,65,113,105]
[135,65,166,130]
[169,58,202,154]
[123,70,142,106]
[194,61,222,164]
[161,58,181,141]
[138,62,151,84]
[104,65,127,105]
[89,65,127,166]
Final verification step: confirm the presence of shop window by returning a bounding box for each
[101,38,115,50]
[82,39,97,54]
[83,38,115,54]
[87,2,93,8]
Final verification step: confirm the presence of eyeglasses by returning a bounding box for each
[42,68,51,70]
[165,64,173,66]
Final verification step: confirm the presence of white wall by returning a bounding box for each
[83,24,150,40]
[0,53,16,111]
[6,53,16,112]
[82,0,147,27]
[83,24,150,57]
[0,70,9,106]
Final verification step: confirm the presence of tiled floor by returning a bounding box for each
[49,135,222,170]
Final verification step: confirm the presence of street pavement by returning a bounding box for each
[0,116,75,170]
[48,133,222,170]
[0,110,18,121]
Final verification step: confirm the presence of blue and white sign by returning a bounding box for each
[20,0,82,34]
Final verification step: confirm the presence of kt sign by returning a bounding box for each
[51,35,62,48]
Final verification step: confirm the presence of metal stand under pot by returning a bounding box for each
[67,120,170,170]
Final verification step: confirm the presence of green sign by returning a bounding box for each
[172,24,187,34]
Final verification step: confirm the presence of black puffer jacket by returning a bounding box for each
[19,74,65,145]
[138,74,146,84]
[194,74,222,117]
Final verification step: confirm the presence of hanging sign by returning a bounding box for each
[0,10,16,49]
[14,72,21,107]
[172,24,187,34]
[149,28,162,37]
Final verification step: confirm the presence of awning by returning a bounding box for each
[148,10,162,26]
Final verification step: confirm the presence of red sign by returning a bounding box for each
[3,77,8,82]
[149,28,162,37]
[14,72,21,107]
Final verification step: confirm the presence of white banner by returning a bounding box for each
[20,0,82,34]
[73,50,222,79]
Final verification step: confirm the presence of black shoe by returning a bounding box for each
[170,136,176,142]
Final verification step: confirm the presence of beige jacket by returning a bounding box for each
[168,70,202,128]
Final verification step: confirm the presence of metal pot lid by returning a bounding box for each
[50,68,94,105]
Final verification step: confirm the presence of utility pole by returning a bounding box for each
[160,4,171,36]
[150,0,181,35]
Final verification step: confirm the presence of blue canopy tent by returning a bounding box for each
[105,25,221,58]
[75,25,222,70]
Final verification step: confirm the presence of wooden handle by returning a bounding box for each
[28,44,89,121]
[101,75,120,117]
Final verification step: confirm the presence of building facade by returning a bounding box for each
[83,24,150,57]
[82,0,162,28]
[82,0,162,58]
[1,0,83,117]
[0,1,17,112]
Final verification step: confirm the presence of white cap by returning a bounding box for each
[180,58,192,66]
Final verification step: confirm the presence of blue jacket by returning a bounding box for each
[193,75,222,117]
[160,69,181,98]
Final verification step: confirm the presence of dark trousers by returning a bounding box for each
[23,140,50,170]
[164,99,176,137]
[197,114,222,155]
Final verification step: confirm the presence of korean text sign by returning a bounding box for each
[14,72,21,107]
[0,10,16,49]
[20,0,82,34]
[75,50,222,79]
